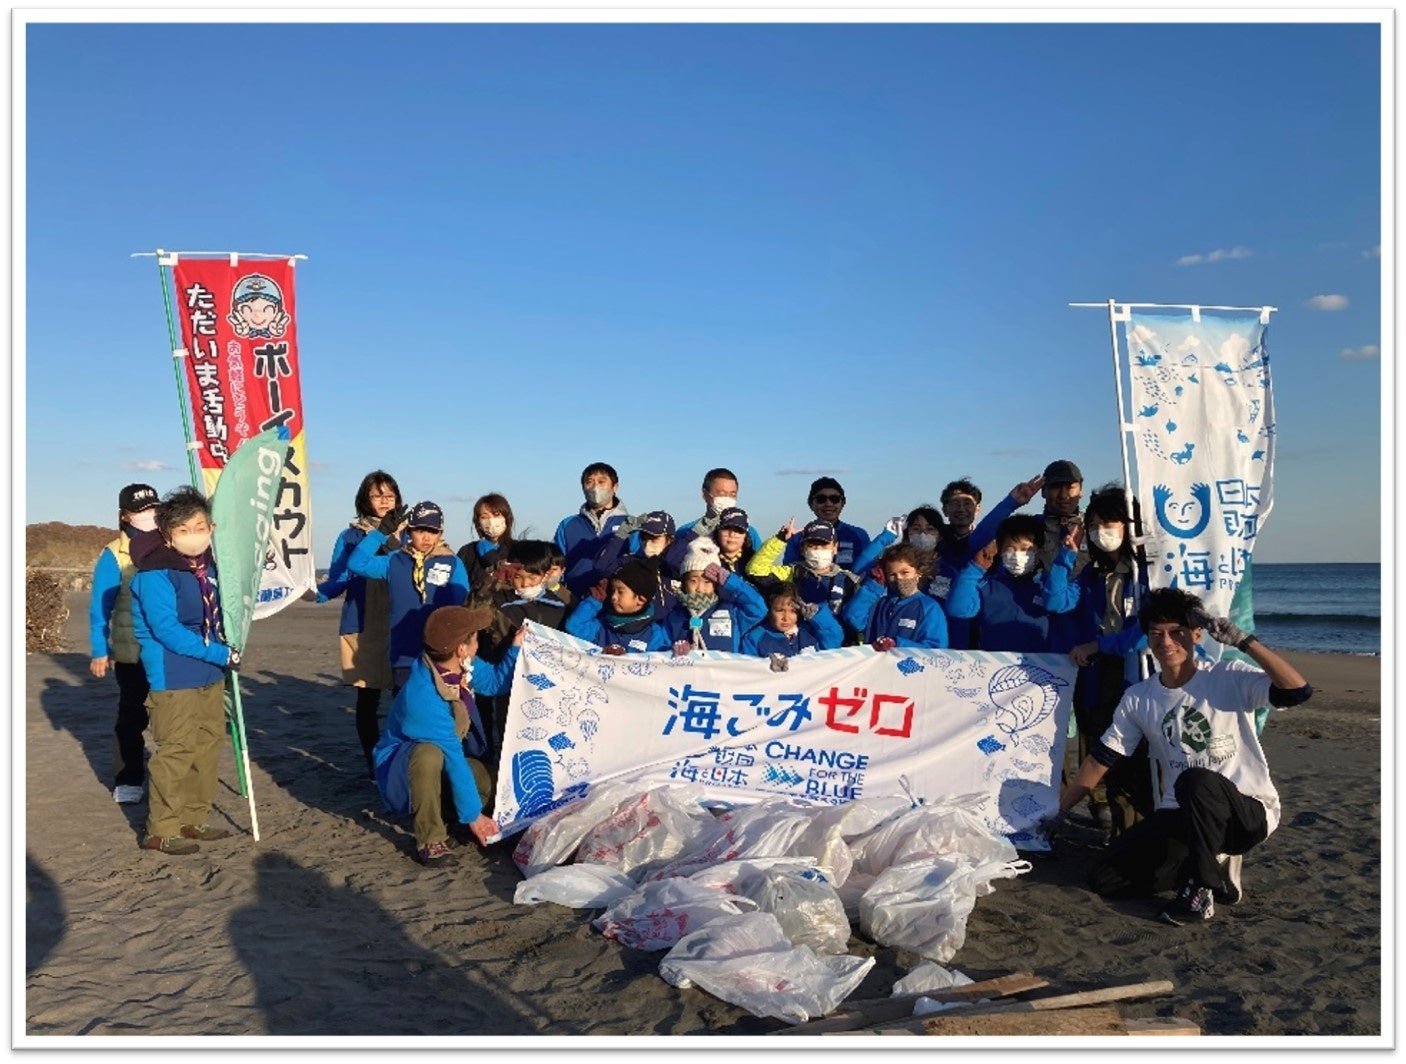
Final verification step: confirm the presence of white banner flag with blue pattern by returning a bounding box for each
[1126,309,1275,622]
[493,623,1076,849]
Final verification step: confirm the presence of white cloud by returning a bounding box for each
[308,459,332,474]
[1305,294,1350,311]
[1176,245,1252,266]
[775,467,850,476]
[1363,244,1381,259]
[120,459,173,471]
[1340,345,1379,360]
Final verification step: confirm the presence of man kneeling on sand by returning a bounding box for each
[1055,587,1312,925]
[372,605,520,867]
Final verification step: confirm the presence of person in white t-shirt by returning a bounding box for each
[1054,586,1313,926]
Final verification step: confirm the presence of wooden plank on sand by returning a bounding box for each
[773,972,1049,1036]
[921,1005,1128,1037]
[1125,1016,1201,1036]
[855,980,1175,1035]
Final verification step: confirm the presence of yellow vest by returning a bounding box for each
[106,533,141,663]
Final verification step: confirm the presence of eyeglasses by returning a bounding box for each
[369,492,398,501]
[812,494,844,504]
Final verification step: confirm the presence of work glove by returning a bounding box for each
[884,514,907,539]
[797,600,820,621]
[378,506,408,537]
[614,514,643,540]
[224,645,243,670]
[1190,608,1253,648]
[672,640,693,657]
[871,637,896,653]
[703,562,728,588]
[602,644,626,656]
[589,577,609,603]
[769,653,790,673]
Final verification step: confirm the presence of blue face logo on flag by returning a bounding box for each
[227,273,290,339]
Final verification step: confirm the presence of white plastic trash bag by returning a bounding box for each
[574,784,716,877]
[511,780,646,877]
[659,911,874,1025]
[739,866,851,955]
[892,961,974,996]
[642,797,818,882]
[593,877,756,951]
[513,865,639,909]
[849,795,1017,875]
[859,854,1029,962]
[787,795,910,888]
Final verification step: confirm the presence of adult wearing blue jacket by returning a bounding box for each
[677,468,763,551]
[348,500,470,693]
[88,482,163,804]
[554,461,630,599]
[843,543,949,650]
[129,487,240,855]
[315,470,401,776]
[373,606,519,867]
[778,477,872,572]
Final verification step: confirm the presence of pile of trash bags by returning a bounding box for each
[511,783,1029,1025]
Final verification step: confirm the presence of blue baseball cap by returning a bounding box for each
[408,501,444,531]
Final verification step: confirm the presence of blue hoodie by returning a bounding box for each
[130,545,233,692]
[739,602,844,657]
[347,530,470,668]
[843,578,949,649]
[945,554,1079,653]
[564,597,670,653]
[662,571,767,652]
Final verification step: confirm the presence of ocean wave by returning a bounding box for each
[1254,611,1379,627]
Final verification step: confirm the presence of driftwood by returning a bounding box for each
[827,978,1180,1036]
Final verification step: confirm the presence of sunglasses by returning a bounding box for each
[812,494,844,504]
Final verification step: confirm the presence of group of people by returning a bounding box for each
[88,456,1312,927]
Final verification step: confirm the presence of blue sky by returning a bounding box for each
[21,17,1384,565]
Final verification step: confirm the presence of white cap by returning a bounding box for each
[681,537,721,574]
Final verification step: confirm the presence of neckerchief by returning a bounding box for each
[407,547,428,600]
[189,556,225,644]
[429,656,473,740]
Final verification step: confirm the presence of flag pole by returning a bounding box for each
[228,669,261,841]
[149,248,252,797]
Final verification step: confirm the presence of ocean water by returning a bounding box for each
[1248,562,1380,656]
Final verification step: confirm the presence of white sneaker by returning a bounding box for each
[113,784,145,805]
[1214,853,1243,905]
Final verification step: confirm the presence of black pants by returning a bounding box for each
[355,687,383,774]
[477,693,509,770]
[1088,767,1269,897]
[113,661,151,786]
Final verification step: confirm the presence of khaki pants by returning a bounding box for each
[407,743,492,847]
[145,681,225,839]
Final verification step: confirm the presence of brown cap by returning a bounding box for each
[422,605,493,657]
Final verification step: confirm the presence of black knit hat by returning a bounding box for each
[612,558,660,601]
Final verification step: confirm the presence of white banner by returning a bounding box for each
[1125,309,1275,621]
[493,624,1076,847]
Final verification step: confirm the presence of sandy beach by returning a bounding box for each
[24,593,1383,1040]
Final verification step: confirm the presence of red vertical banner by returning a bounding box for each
[171,256,314,617]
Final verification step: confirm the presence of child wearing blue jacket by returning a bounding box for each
[347,500,470,692]
[740,582,844,658]
[842,543,949,650]
[945,514,1079,653]
[564,558,670,654]
[664,538,767,654]
[372,605,520,867]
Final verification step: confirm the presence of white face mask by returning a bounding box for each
[480,515,507,538]
[127,511,158,533]
[584,484,613,507]
[1002,549,1034,577]
[516,582,546,601]
[710,495,737,514]
[803,547,834,572]
[1092,527,1125,553]
[171,530,212,558]
[642,537,667,558]
[908,532,938,551]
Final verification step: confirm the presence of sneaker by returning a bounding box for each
[1213,853,1243,906]
[1159,879,1215,925]
[180,824,232,841]
[416,840,454,867]
[113,784,145,805]
[142,835,199,855]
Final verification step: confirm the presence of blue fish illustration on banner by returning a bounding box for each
[1126,310,1275,641]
